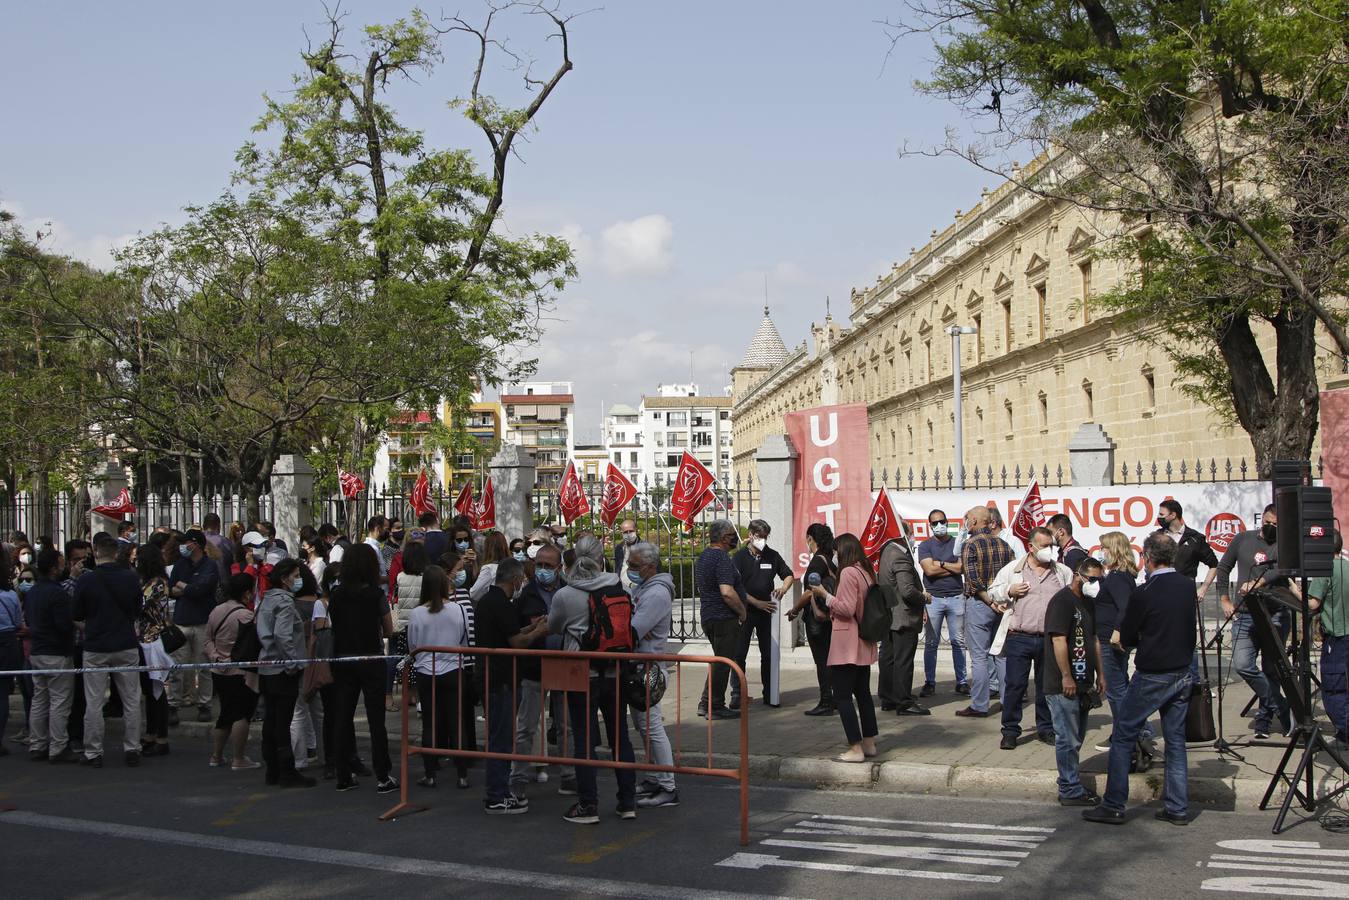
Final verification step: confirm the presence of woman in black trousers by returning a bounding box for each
[789,523,837,716]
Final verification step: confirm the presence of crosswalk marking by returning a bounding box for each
[1201,839,1349,897]
[716,813,1055,884]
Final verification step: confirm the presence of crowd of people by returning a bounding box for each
[1,498,1345,831]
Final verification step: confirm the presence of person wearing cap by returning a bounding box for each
[170,528,222,723]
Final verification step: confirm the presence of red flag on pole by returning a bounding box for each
[93,487,136,519]
[409,469,436,517]
[670,451,716,528]
[861,487,903,565]
[599,463,638,528]
[557,460,590,525]
[453,481,474,519]
[1010,478,1046,551]
[338,468,366,500]
[471,478,496,530]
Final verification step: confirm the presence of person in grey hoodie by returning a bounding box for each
[627,542,678,809]
[547,535,638,824]
[254,559,314,788]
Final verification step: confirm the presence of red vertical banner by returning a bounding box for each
[1321,386,1349,540]
[784,403,872,576]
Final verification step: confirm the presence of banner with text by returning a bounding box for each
[785,403,871,576]
[886,481,1271,585]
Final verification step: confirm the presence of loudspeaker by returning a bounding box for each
[1273,459,1312,495]
[1275,485,1335,578]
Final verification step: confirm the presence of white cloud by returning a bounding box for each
[1,199,138,271]
[596,214,674,278]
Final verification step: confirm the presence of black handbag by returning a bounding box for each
[159,624,187,656]
[1186,601,1217,743]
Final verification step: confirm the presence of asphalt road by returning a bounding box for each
[2,748,1347,899]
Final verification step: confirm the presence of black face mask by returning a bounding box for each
[389,531,405,544]
[1261,523,1277,544]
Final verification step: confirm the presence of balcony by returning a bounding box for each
[537,437,566,446]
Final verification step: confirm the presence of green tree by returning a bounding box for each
[888,0,1349,474]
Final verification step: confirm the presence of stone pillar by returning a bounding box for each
[269,454,315,555]
[1068,423,1117,486]
[89,459,129,539]
[755,433,799,706]
[489,443,536,540]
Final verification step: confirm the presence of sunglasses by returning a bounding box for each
[17,578,34,584]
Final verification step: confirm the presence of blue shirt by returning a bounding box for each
[917,536,964,597]
[0,589,21,635]
[696,546,745,624]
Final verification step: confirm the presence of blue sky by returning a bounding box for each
[2,1,997,442]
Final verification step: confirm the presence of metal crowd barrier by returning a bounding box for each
[379,646,751,846]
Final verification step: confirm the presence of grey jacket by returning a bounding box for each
[878,539,925,630]
[256,587,305,675]
[549,570,621,653]
[631,573,674,656]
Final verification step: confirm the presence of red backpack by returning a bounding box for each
[581,584,637,654]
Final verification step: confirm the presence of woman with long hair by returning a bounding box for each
[388,541,429,709]
[135,547,173,756]
[790,523,838,716]
[329,543,397,794]
[1096,532,1153,747]
[807,533,879,762]
[407,565,474,789]
[468,531,509,602]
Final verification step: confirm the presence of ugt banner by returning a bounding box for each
[785,403,871,576]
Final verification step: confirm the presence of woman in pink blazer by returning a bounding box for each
[808,533,879,762]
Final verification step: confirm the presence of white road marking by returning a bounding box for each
[1208,860,1349,878]
[785,821,1046,850]
[1202,839,1349,897]
[1201,876,1349,898]
[763,838,1025,866]
[717,853,1003,883]
[0,810,807,900]
[1212,854,1349,870]
[809,813,1055,833]
[1217,839,1349,859]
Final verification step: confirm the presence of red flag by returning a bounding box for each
[599,463,638,528]
[471,478,496,530]
[558,460,591,525]
[670,451,716,527]
[338,468,365,500]
[409,469,436,517]
[453,481,474,519]
[861,488,903,565]
[1010,479,1046,551]
[93,487,136,519]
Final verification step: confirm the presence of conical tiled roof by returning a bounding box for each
[737,305,789,369]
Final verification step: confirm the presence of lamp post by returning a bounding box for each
[947,324,978,488]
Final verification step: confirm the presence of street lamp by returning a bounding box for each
[947,324,978,489]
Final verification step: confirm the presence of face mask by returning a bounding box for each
[628,569,645,587]
[932,523,949,539]
[727,534,740,549]
[1156,516,1170,530]
[831,553,838,567]
[456,540,470,551]
[179,544,192,558]
[453,569,467,588]
[513,551,526,562]
[17,580,33,594]
[389,531,405,544]
[1034,546,1056,564]
[526,543,541,560]
[622,532,638,545]
[513,580,525,600]
[536,567,557,587]
[555,535,568,549]
[127,533,137,543]
[1082,580,1101,599]
[251,546,265,560]
[1261,523,1277,544]
[751,538,766,551]
[18,552,31,564]
[290,576,304,593]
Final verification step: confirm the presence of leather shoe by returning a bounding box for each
[880,703,897,712]
[896,704,931,716]
[1037,731,1056,746]
[803,704,836,717]
[955,683,971,695]
[1058,791,1101,807]
[1082,805,1126,825]
[1154,809,1189,826]
[999,735,1017,750]
[918,683,936,698]
[955,706,988,718]
[709,707,738,720]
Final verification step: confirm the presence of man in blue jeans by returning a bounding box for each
[918,509,968,696]
[957,507,1013,719]
[1044,557,1107,806]
[1085,533,1196,826]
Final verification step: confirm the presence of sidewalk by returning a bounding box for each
[7,644,1338,810]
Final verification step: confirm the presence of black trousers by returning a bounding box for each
[334,660,392,782]
[805,623,834,706]
[700,619,743,709]
[139,668,169,740]
[416,670,471,778]
[259,672,300,777]
[735,606,774,702]
[878,626,921,708]
[830,664,878,745]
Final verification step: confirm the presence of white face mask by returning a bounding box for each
[622,532,638,545]
[1034,546,1056,564]
[1082,580,1101,599]
[526,543,541,560]
[752,538,766,551]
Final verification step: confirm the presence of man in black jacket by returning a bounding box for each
[1155,499,1220,590]
[73,534,144,767]
[1084,533,1197,827]
[877,521,930,716]
[170,528,221,722]
[26,548,78,762]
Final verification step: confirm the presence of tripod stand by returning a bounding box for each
[1251,585,1349,833]
[1203,607,1247,760]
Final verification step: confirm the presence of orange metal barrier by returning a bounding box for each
[378,646,751,845]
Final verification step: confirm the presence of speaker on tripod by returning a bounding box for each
[1275,485,1336,580]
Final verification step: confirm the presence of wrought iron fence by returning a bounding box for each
[531,474,760,642]
[0,491,90,546]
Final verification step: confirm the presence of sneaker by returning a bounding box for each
[1253,722,1271,740]
[457,776,470,790]
[534,768,549,784]
[563,802,600,824]
[616,806,637,820]
[350,759,373,777]
[709,707,738,720]
[124,751,141,767]
[336,778,360,792]
[1082,805,1127,825]
[48,748,78,765]
[417,775,437,788]
[231,758,262,771]
[636,778,662,797]
[1058,791,1101,807]
[485,795,529,815]
[558,775,578,796]
[919,683,936,697]
[636,789,680,809]
[376,777,400,794]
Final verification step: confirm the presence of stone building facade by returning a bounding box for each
[732,174,1332,483]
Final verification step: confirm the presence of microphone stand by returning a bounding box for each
[1203,605,1247,759]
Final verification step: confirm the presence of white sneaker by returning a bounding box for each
[534,768,549,783]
